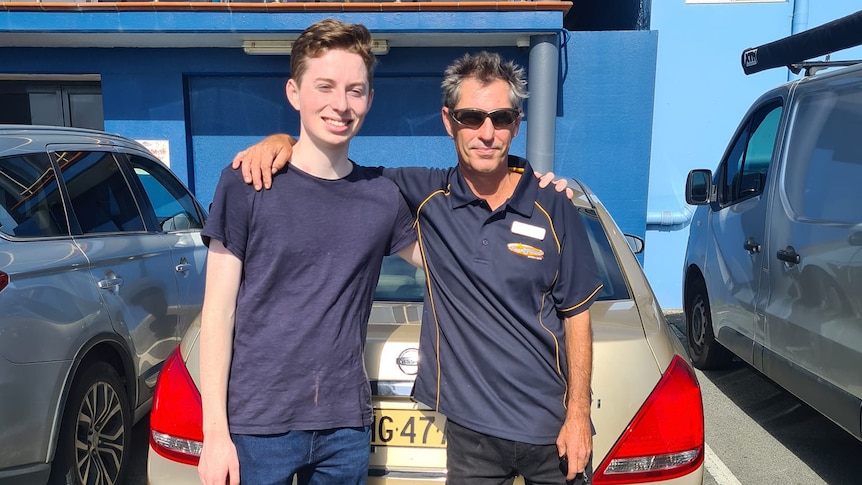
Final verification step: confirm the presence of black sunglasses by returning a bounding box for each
[448,108,521,129]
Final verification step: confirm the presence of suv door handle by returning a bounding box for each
[175,257,191,275]
[777,246,801,266]
[743,237,761,253]
[97,270,124,293]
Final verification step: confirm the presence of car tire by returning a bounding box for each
[49,362,131,485]
[686,279,733,370]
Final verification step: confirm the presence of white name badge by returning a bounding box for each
[511,221,546,241]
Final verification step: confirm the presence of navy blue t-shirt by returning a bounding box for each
[384,157,602,445]
[202,162,415,435]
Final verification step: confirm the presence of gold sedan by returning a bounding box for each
[147,179,704,485]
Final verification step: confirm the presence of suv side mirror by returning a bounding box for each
[625,234,645,255]
[686,169,714,205]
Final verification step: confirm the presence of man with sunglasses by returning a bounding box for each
[233,51,601,485]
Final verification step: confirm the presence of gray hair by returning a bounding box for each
[441,51,529,109]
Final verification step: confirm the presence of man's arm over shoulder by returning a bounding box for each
[228,134,452,205]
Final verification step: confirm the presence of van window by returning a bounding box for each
[784,86,862,224]
[719,101,782,206]
[0,154,68,237]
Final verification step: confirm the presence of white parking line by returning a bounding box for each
[705,443,741,485]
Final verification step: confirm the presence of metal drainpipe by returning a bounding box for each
[526,34,560,174]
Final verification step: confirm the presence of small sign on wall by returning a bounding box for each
[137,139,171,167]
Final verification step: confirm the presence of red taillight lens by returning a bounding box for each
[0,271,8,292]
[594,355,704,484]
[150,345,203,466]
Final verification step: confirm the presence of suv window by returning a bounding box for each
[0,153,68,238]
[784,84,862,224]
[720,101,782,206]
[127,155,204,232]
[57,151,144,234]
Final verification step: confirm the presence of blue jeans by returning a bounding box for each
[231,427,371,485]
[445,421,592,485]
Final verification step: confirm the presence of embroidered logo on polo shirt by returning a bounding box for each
[507,242,544,260]
[511,221,546,240]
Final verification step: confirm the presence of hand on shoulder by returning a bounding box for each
[231,134,297,190]
[535,171,574,200]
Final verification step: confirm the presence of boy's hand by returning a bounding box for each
[536,171,574,200]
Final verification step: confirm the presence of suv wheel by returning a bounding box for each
[686,279,733,370]
[49,362,131,485]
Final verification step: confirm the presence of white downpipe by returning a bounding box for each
[645,204,694,231]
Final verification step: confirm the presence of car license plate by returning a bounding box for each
[371,409,446,448]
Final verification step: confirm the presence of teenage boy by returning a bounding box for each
[197,18,419,485]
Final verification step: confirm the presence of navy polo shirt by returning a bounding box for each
[384,156,602,445]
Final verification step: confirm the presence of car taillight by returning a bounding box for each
[150,345,203,466]
[593,355,704,484]
[0,271,8,292]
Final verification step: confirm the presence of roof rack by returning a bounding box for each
[741,9,862,75]
[788,59,862,77]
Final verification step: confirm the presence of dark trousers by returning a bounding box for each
[445,420,592,485]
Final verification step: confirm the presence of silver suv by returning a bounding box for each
[0,125,207,484]
[682,16,862,442]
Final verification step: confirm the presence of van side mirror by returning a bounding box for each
[686,169,714,205]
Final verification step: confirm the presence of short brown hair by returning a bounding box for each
[290,18,378,87]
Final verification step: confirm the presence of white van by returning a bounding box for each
[682,13,862,441]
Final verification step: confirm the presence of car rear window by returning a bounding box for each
[374,207,630,303]
[0,153,69,238]
[578,207,630,301]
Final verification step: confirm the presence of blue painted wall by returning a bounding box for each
[0,28,657,243]
[557,30,657,238]
[647,0,862,309]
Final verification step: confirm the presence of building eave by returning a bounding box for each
[0,1,570,49]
